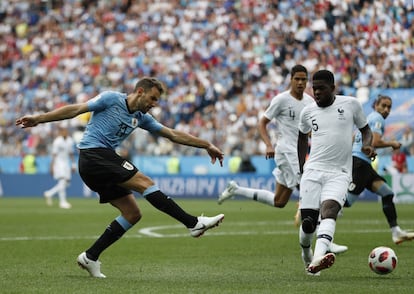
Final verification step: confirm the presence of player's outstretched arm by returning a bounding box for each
[16,103,89,128]
[158,127,224,166]
[297,131,308,174]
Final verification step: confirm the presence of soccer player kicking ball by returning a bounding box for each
[297,70,375,275]
[16,77,225,278]
[218,65,347,255]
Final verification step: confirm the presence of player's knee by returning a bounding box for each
[125,210,142,225]
[274,200,287,208]
[376,183,394,200]
[273,192,290,208]
[301,209,319,233]
[301,216,316,233]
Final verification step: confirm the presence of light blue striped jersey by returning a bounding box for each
[77,91,163,150]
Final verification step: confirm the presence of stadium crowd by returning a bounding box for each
[1,0,414,160]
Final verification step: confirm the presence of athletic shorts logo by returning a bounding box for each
[122,161,134,170]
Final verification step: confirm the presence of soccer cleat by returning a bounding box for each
[327,242,348,254]
[392,230,414,245]
[189,214,224,237]
[302,247,320,276]
[218,181,238,204]
[77,252,106,278]
[43,191,53,206]
[59,202,72,209]
[307,253,335,274]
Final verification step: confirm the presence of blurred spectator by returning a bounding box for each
[20,152,37,174]
[1,0,414,160]
[166,155,180,174]
[238,154,257,173]
[391,148,408,174]
[400,126,414,155]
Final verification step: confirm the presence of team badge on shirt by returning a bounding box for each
[337,107,345,120]
[122,161,134,170]
[374,121,382,130]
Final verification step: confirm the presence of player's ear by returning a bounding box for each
[135,86,145,96]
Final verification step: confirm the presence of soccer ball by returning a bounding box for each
[368,246,398,275]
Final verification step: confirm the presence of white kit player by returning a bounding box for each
[219,65,313,207]
[44,125,75,208]
[297,70,375,275]
[219,65,348,255]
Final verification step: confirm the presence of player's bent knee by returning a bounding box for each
[274,201,287,208]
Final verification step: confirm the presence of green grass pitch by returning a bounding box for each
[0,197,413,294]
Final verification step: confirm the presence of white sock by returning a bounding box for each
[315,217,335,244]
[391,226,402,235]
[234,186,274,206]
[313,218,336,259]
[299,225,314,248]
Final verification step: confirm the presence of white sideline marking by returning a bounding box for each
[0,226,396,241]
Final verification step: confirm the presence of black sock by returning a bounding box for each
[382,195,398,227]
[86,220,127,261]
[145,190,197,228]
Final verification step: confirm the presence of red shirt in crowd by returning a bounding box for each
[392,151,407,173]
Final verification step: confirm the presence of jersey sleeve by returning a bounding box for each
[86,91,114,112]
[368,113,384,135]
[263,96,281,120]
[139,113,164,133]
[352,99,368,129]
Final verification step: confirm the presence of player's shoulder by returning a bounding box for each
[367,111,383,122]
[301,93,314,106]
[303,92,314,101]
[271,90,291,101]
[335,95,362,108]
[301,100,318,116]
[335,94,357,102]
[96,91,125,101]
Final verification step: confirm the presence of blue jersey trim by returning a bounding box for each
[143,185,160,197]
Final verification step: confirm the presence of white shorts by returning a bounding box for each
[299,169,350,210]
[53,161,71,181]
[272,152,300,189]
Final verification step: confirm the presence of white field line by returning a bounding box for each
[1,219,411,241]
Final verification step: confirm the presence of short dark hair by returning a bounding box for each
[312,70,335,85]
[291,64,308,77]
[134,77,166,95]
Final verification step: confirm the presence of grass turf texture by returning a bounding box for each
[0,197,413,294]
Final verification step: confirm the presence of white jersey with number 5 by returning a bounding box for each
[298,95,367,177]
[264,90,314,154]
